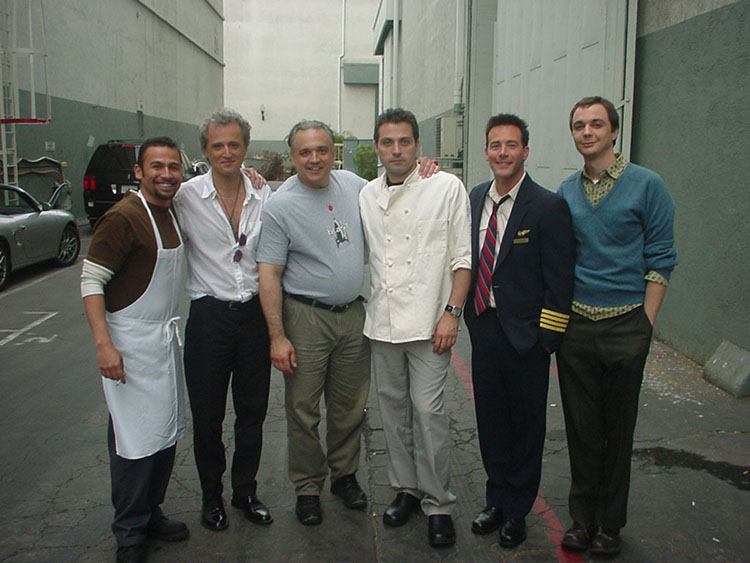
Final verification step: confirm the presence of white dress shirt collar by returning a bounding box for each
[199,170,265,203]
[488,171,525,204]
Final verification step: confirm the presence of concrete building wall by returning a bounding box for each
[10,0,224,219]
[464,0,496,190]
[223,0,378,150]
[373,0,466,169]
[397,1,457,118]
[632,0,750,363]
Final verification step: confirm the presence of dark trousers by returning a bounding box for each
[468,309,551,518]
[108,419,176,547]
[184,295,271,502]
[557,307,653,530]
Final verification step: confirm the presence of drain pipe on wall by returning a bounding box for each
[453,0,465,114]
[393,0,400,108]
[337,0,346,133]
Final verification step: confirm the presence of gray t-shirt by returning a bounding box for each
[257,170,367,305]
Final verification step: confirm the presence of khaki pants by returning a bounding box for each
[283,297,371,495]
[371,339,456,515]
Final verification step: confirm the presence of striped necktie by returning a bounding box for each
[474,194,509,315]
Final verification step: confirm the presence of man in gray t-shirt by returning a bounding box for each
[257,120,371,526]
[258,169,366,305]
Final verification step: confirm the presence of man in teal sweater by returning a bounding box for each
[556,96,677,556]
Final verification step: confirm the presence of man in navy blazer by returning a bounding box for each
[464,114,575,548]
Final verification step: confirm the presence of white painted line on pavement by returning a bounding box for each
[0,312,58,346]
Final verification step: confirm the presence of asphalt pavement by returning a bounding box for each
[0,231,748,562]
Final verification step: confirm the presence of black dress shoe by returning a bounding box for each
[331,474,367,509]
[471,506,502,534]
[295,495,322,525]
[146,516,189,541]
[383,492,421,527]
[499,516,526,548]
[201,500,228,531]
[428,514,456,547]
[589,527,621,555]
[231,494,274,525]
[561,521,596,551]
[116,544,146,563]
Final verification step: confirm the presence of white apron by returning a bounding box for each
[102,191,187,460]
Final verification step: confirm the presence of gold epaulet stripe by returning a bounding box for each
[540,316,567,328]
[540,308,569,333]
[540,308,570,321]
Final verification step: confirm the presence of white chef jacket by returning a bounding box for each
[360,168,471,343]
[173,170,272,302]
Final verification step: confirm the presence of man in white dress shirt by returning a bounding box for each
[359,108,472,547]
[173,108,273,532]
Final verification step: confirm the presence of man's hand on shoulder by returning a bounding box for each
[242,167,268,191]
[97,341,127,383]
[432,312,459,354]
[417,157,440,179]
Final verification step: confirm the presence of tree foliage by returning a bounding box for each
[354,143,378,180]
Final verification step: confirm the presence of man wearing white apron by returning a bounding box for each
[82,137,188,563]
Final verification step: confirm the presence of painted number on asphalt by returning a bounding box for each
[0,312,59,346]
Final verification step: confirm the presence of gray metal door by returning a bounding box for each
[491,0,636,189]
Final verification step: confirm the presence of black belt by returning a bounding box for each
[197,295,257,311]
[285,293,363,313]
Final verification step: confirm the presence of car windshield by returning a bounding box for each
[89,145,138,170]
[0,187,36,215]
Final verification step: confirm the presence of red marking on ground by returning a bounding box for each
[533,495,584,563]
[450,348,580,563]
[450,347,474,401]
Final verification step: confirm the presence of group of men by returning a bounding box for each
[82,96,676,562]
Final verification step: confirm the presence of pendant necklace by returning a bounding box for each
[217,182,243,239]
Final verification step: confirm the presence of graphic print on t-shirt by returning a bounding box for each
[326,204,349,248]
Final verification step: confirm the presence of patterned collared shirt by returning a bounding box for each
[573,154,667,321]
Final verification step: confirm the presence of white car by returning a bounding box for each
[0,182,80,291]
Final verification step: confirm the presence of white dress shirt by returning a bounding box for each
[478,173,524,308]
[173,170,272,302]
[360,168,472,343]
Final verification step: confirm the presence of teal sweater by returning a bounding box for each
[558,163,677,307]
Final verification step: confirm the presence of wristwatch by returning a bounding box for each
[445,304,463,318]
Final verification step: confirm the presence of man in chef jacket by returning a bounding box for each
[359,108,472,547]
[82,137,189,563]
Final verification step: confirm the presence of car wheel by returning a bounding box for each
[56,225,80,266]
[0,241,10,291]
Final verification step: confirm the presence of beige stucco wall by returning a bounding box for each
[223,0,378,142]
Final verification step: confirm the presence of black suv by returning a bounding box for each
[83,140,198,227]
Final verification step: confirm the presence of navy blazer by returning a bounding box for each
[464,174,575,354]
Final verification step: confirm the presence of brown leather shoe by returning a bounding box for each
[589,527,621,555]
[561,521,596,551]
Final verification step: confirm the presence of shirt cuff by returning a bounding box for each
[451,258,471,271]
[645,270,669,286]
